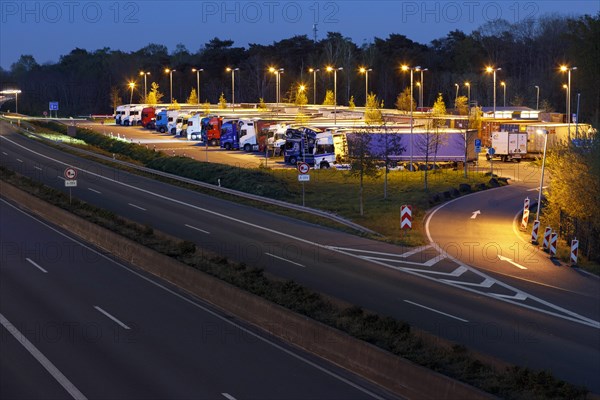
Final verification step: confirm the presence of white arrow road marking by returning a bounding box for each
[471,210,481,219]
[498,255,528,270]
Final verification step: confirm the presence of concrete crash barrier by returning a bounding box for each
[1,182,492,399]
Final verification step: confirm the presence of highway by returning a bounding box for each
[0,199,390,399]
[1,122,599,392]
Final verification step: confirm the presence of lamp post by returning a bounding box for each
[454,83,459,107]
[416,82,421,110]
[485,66,501,116]
[359,67,372,106]
[165,68,175,103]
[226,67,239,111]
[464,82,471,108]
[326,66,343,124]
[560,65,577,140]
[128,82,135,104]
[419,68,428,109]
[562,84,568,119]
[309,68,319,105]
[500,81,506,107]
[1,89,22,114]
[534,85,540,110]
[402,65,420,170]
[139,71,150,102]
[269,67,284,107]
[192,68,203,104]
[535,129,549,222]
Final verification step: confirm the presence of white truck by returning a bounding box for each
[123,104,146,126]
[266,123,290,156]
[174,113,192,136]
[488,131,528,162]
[115,104,132,125]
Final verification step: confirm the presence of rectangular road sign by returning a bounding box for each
[298,174,310,182]
[474,139,482,153]
[49,102,59,111]
[65,180,77,187]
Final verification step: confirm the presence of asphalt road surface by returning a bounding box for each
[0,199,392,400]
[1,121,599,392]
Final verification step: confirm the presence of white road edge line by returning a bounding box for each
[265,252,305,268]
[26,258,48,273]
[93,306,131,330]
[404,300,469,323]
[0,312,87,400]
[128,203,146,211]
[221,394,237,400]
[1,199,384,400]
[184,224,210,234]
[87,188,101,194]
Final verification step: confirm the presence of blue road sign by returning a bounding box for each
[49,102,59,111]
[474,139,482,153]
[488,147,496,156]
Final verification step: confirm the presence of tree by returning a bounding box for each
[364,93,383,125]
[348,96,356,110]
[395,87,415,113]
[347,128,380,216]
[169,99,181,110]
[430,93,448,168]
[295,85,308,106]
[455,95,469,115]
[203,101,211,114]
[258,98,267,111]
[322,90,335,106]
[146,82,164,106]
[186,88,198,104]
[379,120,404,199]
[218,93,227,109]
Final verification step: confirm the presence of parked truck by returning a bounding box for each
[219,119,271,151]
[488,131,528,162]
[186,114,222,142]
[141,107,157,129]
[122,104,146,126]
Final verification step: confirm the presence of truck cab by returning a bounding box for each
[175,113,192,136]
[201,116,223,145]
[123,105,145,126]
[219,119,262,151]
[283,127,321,165]
[141,107,156,129]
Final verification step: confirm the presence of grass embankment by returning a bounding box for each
[0,166,588,400]
[29,120,499,245]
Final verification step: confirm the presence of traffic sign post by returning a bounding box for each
[487,147,495,176]
[297,162,310,207]
[64,167,77,204]
[400,205,412,230]
[474,139,482,153]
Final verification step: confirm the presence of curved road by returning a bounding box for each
[1,122,599,392]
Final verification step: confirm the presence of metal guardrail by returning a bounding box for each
[11,120,377,235]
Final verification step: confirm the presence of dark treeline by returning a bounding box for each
[1,14,598,125]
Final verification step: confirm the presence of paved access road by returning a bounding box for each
[1,122,599,392]
[0,199,390,399]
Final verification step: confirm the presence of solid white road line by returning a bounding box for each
[0,312,87,400]
[404,300,469,323]
[1,151,7,155]
[127,203,146,211]
[184,224,210,234]
[34,166,42,171]
[87,188,101,194]
[16,158,23,162]
[93,306,131,330]
[221,394,237,400]
[265,252,305,268]
[26,258,48,273]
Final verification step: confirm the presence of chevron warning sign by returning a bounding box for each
[400,205,412,230]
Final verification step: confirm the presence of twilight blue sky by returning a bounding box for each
[1,1,598,70]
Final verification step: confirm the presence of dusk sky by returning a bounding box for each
[1,1,599,70]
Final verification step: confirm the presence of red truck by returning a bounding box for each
[141,107,156,129]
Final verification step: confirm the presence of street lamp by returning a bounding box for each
[534,85,540,110]
[165,68,176,103]
[416,82,421,110]
[128,82,135,104]
[418,68,428,109]
[560,65,577,140]
[0,89,22,114]
[309,68,319,105]
[401,65,420,170]
[269,67,284,107]
[359,67,372,106]
[192,68,203,104]
[226,67,239,111]
[454,83,459,106]
[562,84,568,120]
[500,81,506,107]
[535,129,549,222]
[326,66,343,124]
[485,66,501,116]
[139,71,150,102]
[464,82,471,108]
